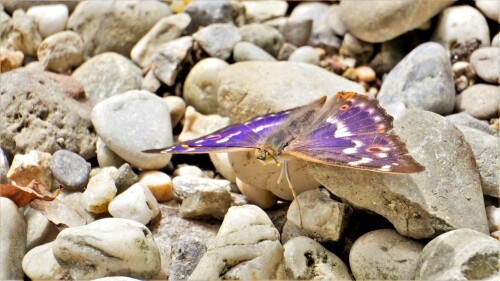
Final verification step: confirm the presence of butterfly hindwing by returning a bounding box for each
[284,92,424,173]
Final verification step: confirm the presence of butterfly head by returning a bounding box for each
[255,148,281,167]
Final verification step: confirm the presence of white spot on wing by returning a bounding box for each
[377,153,388,158]
[348,157,372,166]
[195,140,205,144]
[380,165,391,171]
[326,116,337,124]
[343,147,357,154]
[334,122,353,137]
[215,131,242,143]
[187,148,196,152]
[353,140,363,148]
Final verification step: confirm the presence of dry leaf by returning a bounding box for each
[0,180,57,207]
[30,199,87,229]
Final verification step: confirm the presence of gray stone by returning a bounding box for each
[277,42,297,60]
[172,176,232,220]
[170,237,206,281]
[239,23,284,57]
[288,46,320,65]
[446,112,498,136]
[188,205,284,280]
[217,61,365,123]
[280,220,306,245]
[53,218,161,279]
[327,4,347,36]
[24,207,59,251]
[350,229,424,280]
[0,69,96,159]
[67,0,172,58]
[233,41,276,62]
[455,84,499,120]
[0,197,26,280]
[287,189,352,242]
[183,0,245,34]
[91,90,173,169]
[193,23,241,60]
[458,126,499,198]
[22,242,69,280]
[0,147,9,183]
[284,236,353,280]
[183,58,229,114]
[242,0,288,23]
[37,31,84,73]
[378,42,455,115]
[310,109,489,239]
[113,163,138,193]
[431,5,490,50]
[151,36,193,87]
[50,149,91,191]
[341,33,374,65]
[283,19,313,47]
[290,2,339,47]
[341,1,452,43]
[131,13,191,68]
[72,52,143,106]
[416,229,500,280]
[470,47,500,84]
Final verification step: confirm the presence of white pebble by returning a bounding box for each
[108,183,160,225]
[138,170,173,202]
[27,4,69,38]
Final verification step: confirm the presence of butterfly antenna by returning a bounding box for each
[282,161,304,229]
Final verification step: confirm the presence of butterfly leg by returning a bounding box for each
[279,161,304,229]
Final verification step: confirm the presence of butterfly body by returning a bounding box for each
[144,92,425,174]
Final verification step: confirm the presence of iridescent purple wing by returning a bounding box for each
[283,92,424,173]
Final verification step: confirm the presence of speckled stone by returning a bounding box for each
[50,149,90,191]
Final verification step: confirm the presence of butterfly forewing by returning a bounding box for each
[283,92,424,173]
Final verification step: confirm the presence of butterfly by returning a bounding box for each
[144,92,425,224]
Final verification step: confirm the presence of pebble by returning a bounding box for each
[91,90,173,170]
[7,150,53,189]
[177,106,230,142]
[183,0,245,34]
[277,42,297,60]
[349,229,424,280]
[22,242,69,280]
[169,237,206,281]
[173,164,205,178]
[242,0,288,23]
[288,46,320,65]
[53,218,161,279]
[189,205,284,280]
[310,109,489,239]
[113,163,138,193]
[287,189,352,242]
[141,70,162,93]
[0,48,23,72]
[0,198,26,280]
[446,112,498,136]
[289,2,338,47]
[0,148,8,183]
[492,32,500,47]
[26,4,68,38]
[50,149,90,191]
[431,5,490,50]
[236,177,278,209]
[283,19,313,47]
[486,205,500,233]
[172,176,232,220]
[455,84,500,120]
[458,126,500,198]
[108,182,160,225]
[163,95,186,127]
[239,23,284,57]
[341,33,374,65]
[82,167,117,214]
[96,137,126,168]
[193,23,241,60]
[416,229,500,280]
[281,220,306,245]
[340,1,450,43]
[183,57,229,114]
[151,36,193,87]
[138,170,173,202]
[9,9,43,56]
[284,236,353,280]
[44,71,86,100]
[72,52,143,106]
[476,0,500,22]
[24,206,59,251]
[37,31,83,73]
[326,4,347,36]
[233,41,276,62]
[378,42,455,115]
[131,13,191,68]
[0,69,96,159]
[56,190,95,224]
[209,153,237,183]
[470,47,500,84]
[355,65,376,83]
[67,0,171,58]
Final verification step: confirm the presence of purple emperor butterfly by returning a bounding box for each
[145,92,424,175]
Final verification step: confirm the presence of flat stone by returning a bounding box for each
[193,23,241,60]
[233,41,276,62]
[455,84,499,120]
[416,229,500,280]
[53,218,161,279]
[92,90,173,169]
[349,229,424,280]
[108,182,160,225]
[188,205,284,280]
[239,23,283,57]
[446,112,498,135]
[470,47,500,84]
[284,236,353,280]
[0,198,26,280]
[242,0,288,23]
[309,109,489,239]
[0,69,96,159]
[183,0,245,34]
[7,150,53,189]
[236,177,278,209]
[50,149,91,191]
[290,2,339,47]
[37,31,84,73]
[26,4,68,38]
[24,207,59,251]
[67,0,171,58]
[72,52,143,106]
[151,36,193,87]
[431,5,490,50]
[131,13,191,68]
[378,42,455,115]
[22,242,69,280]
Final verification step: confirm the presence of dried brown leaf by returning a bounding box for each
[0,180,56,207]
[30,198,87,229]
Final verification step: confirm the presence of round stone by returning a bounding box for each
[37,31,84,73]
[236,177,278,209]
[288,46,320,65]
[233,41,276,62]
[50,150,90,191]
[476,0,500,22]
[108,182,160,225]
[239,23,284,57]
[163,95,186,127]
[456,84,499,120]
[138,170,173,202]
[0,198,26,280]
[193,23,241,60]
[27,4,68,38]
[470,47,500,84]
